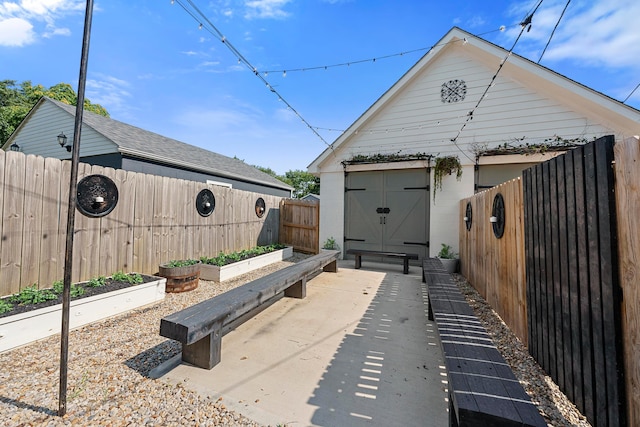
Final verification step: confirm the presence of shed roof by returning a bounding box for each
[41,97,293,191]
[308,27,640,172]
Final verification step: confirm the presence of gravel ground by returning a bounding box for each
[453,274,592,427]
[0,253,312,427]
[1,257,590,426]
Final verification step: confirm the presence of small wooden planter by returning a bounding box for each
[159,262,201,293]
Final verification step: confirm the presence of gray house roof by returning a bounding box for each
[47,98,292,191]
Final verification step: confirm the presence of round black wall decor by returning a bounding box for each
[196,189,215,217]
[441,79,467,103]
[255,198,266,218]
[465,202,473,231]
[491,193,505,239]
[76,174,119,218]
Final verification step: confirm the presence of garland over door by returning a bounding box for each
[345,169,429,259]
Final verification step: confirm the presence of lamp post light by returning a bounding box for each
[9,143,20,152]
[57,132,71,152]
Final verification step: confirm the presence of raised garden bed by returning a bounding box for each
[0,274,166,354]
[200,245,293,282]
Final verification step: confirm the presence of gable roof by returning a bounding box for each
[308,27,640,172]
[29,97,292,191]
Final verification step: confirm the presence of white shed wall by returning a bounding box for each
[10,101,118,159]
[429,164,474,257]
[319,171,345,256]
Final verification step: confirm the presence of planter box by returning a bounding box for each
[0,276,166,354]
[200,246,293,282]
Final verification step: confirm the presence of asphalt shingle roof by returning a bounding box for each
[48,98,292,191]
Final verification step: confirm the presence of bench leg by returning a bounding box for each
[182,323,222,370]
[285,277,307,299]
[354,255,361,269]
[323,260,337,273]
[428,296,434,321]
[403,258,409,274]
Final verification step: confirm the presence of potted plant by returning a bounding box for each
[433,155,462,202]
[322,236,339,251]
[158,259,201,293]
[437,243,459,274]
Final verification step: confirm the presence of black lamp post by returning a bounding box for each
[57,132,71,152]
[9,143,20,152]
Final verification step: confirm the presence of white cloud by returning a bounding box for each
[0,17,34,46]
[244,0,292,20]
[506,0,640,70]
[85,74,132,115]
[0,0,83,46]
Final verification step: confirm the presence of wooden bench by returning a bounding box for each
[422,258,547,427]
[346,248,419,274]
[159,250,340,370]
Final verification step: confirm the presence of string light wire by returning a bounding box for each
[261,25,519,76]
[538,0,571,63]
[449,0,544,163]
[173,0,334,150]
[623,83,640,103]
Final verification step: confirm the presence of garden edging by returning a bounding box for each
[0,276,166,354]
[200,246,293,282]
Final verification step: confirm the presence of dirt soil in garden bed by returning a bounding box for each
[0,275,160,320]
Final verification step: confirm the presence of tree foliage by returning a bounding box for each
[255,166,319,199]
[0,79,109,146]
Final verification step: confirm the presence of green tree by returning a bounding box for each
[0,79,109,146]
[283,169,320,199]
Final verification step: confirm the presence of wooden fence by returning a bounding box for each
[460,135,640,427]
[279,199,319,254]
[0,150,282,297]
[458,177,527,345]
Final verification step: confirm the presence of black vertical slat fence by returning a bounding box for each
[522,135,626,427]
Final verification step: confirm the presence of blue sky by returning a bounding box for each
[1,0,639,174]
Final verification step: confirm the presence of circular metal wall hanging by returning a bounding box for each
[255,198,266,218]
[76,174,119,218]
[491,193,505,239]
[196,189,215,217]
[464,202,473,231]
[441,79,467,103]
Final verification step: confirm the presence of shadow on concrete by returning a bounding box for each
[308,269,448,426]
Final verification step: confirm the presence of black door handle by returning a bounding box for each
[376,207,384,214]
[383,207,390,214]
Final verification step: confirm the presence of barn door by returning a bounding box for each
[345,169,429,260]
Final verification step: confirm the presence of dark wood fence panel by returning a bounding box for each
[522,135,626,427]
[279,199,319,254]
[0,150,283,297]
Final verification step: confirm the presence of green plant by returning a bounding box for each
[432,155,462,201]
[70,284,85,298]
[164,259,200,268]
[52,280,64,294]
[86,276,107,288]
[0,298,13,314]
[437,243,458,259]
[9,285,57,305]
[200,244,287,267]
[322,236,337,250]
[111,271,143,284]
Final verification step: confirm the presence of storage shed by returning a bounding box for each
[308,27,640,259]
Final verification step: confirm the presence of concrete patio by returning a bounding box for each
[154,260,449,427]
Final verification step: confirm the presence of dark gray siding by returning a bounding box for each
[121,156,291,197]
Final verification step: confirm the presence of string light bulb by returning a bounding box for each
[198,23,203,30]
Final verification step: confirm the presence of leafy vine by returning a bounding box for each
[432,155,462,201]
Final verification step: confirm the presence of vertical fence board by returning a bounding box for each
[39,157,62,287]
[1,151,26,294]
[614,137,640,427]
[21,155,45,287]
